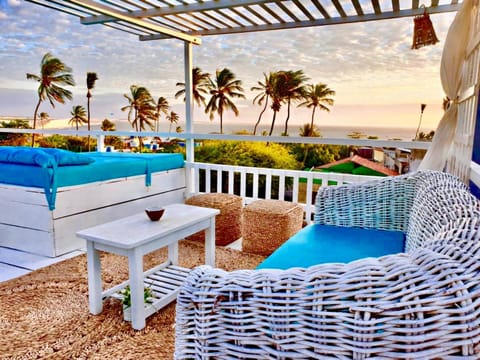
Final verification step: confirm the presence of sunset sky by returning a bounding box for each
[0,0,457,133]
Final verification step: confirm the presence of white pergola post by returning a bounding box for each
[184,41,194,162]
[184,41,195,193]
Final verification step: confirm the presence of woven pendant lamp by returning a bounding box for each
[411,8,439,49]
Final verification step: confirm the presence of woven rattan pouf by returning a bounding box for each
[242,199,303,256]
[185,193,243,246]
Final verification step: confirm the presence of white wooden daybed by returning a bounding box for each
[0,147,186,257]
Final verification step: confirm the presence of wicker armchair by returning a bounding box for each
[175,171,480,358]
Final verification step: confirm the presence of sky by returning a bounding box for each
[0,0,458,133]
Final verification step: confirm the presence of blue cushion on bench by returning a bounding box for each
[256,224,405,270]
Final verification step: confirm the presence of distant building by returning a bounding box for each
[383,148,411,174]
[315,154,399,177]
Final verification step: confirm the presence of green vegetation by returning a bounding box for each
[195,140,299,169]
[37,135,96,152]
[0,119,31,145]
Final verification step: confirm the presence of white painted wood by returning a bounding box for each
[52,168,185,218]
[186,162,379,224]
[79,203,219,330]
[128,247,145,330]
[87,240,103,315]
[205,217,215,266]
[122,265,190,322]
[0,168,186,257]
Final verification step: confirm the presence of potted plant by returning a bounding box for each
[120,285,153,321]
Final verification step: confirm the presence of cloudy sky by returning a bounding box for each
[0,0,457,133]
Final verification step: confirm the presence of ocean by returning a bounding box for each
[101,120,420,141]
[1,116,423,141]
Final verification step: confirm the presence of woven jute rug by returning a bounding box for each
[0,241,264,359]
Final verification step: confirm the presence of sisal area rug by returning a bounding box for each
[0,241,265,359]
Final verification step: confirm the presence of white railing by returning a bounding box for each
[186,162,379,224]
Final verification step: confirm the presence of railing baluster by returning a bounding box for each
[205,165,211,193]
[279,175,286,201]
[217,169,222,193]
[265,172,272,200]
[305,175,314,225]
[194,164,200,194]
[240,170,247,200]
[253,169,259,199]
[292,175,299,203]
[228,170,234,194]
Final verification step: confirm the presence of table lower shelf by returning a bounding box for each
[108,263,191,322]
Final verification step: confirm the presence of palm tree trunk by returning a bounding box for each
[220,112,223,134]
[302,144,310,167]
[31,99,41,147]
[253,98,269,135]
[87,96,91,152]
[268,111,277,136]
[309,106,317,136]
[284,99,291,135]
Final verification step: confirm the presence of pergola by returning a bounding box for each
[24,0,480,194]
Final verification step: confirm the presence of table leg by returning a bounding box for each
[86,241,103,314]
[168,241,179,266]
[205,217,216,266]
[128,248,146,330]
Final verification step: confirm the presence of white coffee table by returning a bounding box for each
[76,203,220,330]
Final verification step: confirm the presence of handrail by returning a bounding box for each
[0,128,432,149]
[185,162,379,224]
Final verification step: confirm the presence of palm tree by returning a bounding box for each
[121,85,151,132]
[101,118,116,131]
[205,68,246,134]
[267,71,289,136]
[299,123,320,137]
[121,85,156,151]
[39,112,49,129]
[167,111,179,133]
[175,67,211,108]
[26,52,75,146]
[298,83,335,136]
[86,72,98,151]
[251,72,275,135]
[282,70,308,136]
[299,123,321,167]
[69,105,87,131]
[155,96,169,132]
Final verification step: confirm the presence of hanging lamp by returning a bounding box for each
[411,7,439,49]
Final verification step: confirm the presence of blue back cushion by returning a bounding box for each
[256,224,405,270]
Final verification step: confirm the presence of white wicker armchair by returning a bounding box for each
[175,171,480,358]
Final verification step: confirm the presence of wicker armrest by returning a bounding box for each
[313,172,419,231]
[175,227,480,358]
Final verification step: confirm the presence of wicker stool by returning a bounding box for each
[185,193,243,246]
[242,199,303,256]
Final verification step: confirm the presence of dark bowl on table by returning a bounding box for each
[145,207,165,221]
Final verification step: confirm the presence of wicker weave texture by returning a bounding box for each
[175,216,480,359]
[242,199,303,256]
[185,193,242,246]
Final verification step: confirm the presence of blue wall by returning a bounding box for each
[470,93,480,198]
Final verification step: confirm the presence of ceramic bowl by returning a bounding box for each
[145,206,165,221]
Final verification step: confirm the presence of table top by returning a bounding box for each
[76,203,219,249]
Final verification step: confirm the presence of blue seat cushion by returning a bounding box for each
[256,224,405,270]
